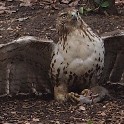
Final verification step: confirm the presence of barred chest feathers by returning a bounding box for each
[50,29,104,86]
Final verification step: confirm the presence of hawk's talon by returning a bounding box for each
[68,92,80,102]
[68,89,95,104]
[67,86,108,104]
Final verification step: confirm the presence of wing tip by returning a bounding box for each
[101,30,124,40]
[15,36,53,43]
[0,36,54,49]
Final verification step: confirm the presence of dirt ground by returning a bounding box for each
[0,1,124,124]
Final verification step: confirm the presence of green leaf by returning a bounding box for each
[79,7,84,15]
[87,120,93,124]
[94,0,101,4]
[101,1,109,8]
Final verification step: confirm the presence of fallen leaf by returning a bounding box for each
[0,10,5,14]
[79,105,86,111]
[25,122,30,124]
[32,118,40,122]
[101,112,106,116]
[19,0,38,7]
[16,17,29,22]
[11,111,17,114]
[0,6,7,10]
[55,121,60,124]
[61,0,70,4]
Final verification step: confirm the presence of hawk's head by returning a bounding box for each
[56,8,82,38]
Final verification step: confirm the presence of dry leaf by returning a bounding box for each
[32,118,40,122]
[19,0,38,7]
[55,121,60,124]
[11,111,17,114]
[79,105,86,111]
[0,4,7,14]
[101,112,106,116]
[16,17,29,22]
[61,0,70,4]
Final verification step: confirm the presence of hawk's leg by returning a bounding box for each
[54,83,68,101]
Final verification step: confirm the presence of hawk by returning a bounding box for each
[50,8,104,101]
[0,8,123,100]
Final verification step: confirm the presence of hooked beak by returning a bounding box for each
[71,11,78,21]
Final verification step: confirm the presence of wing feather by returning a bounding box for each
[0,36,55,96]
[100,30,124,83]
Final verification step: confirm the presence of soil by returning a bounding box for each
[0,1,124,124]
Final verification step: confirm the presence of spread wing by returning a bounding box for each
[100,30,124,84]
[0,36,55,97]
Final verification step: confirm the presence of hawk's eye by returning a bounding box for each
[61,14,67,19]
